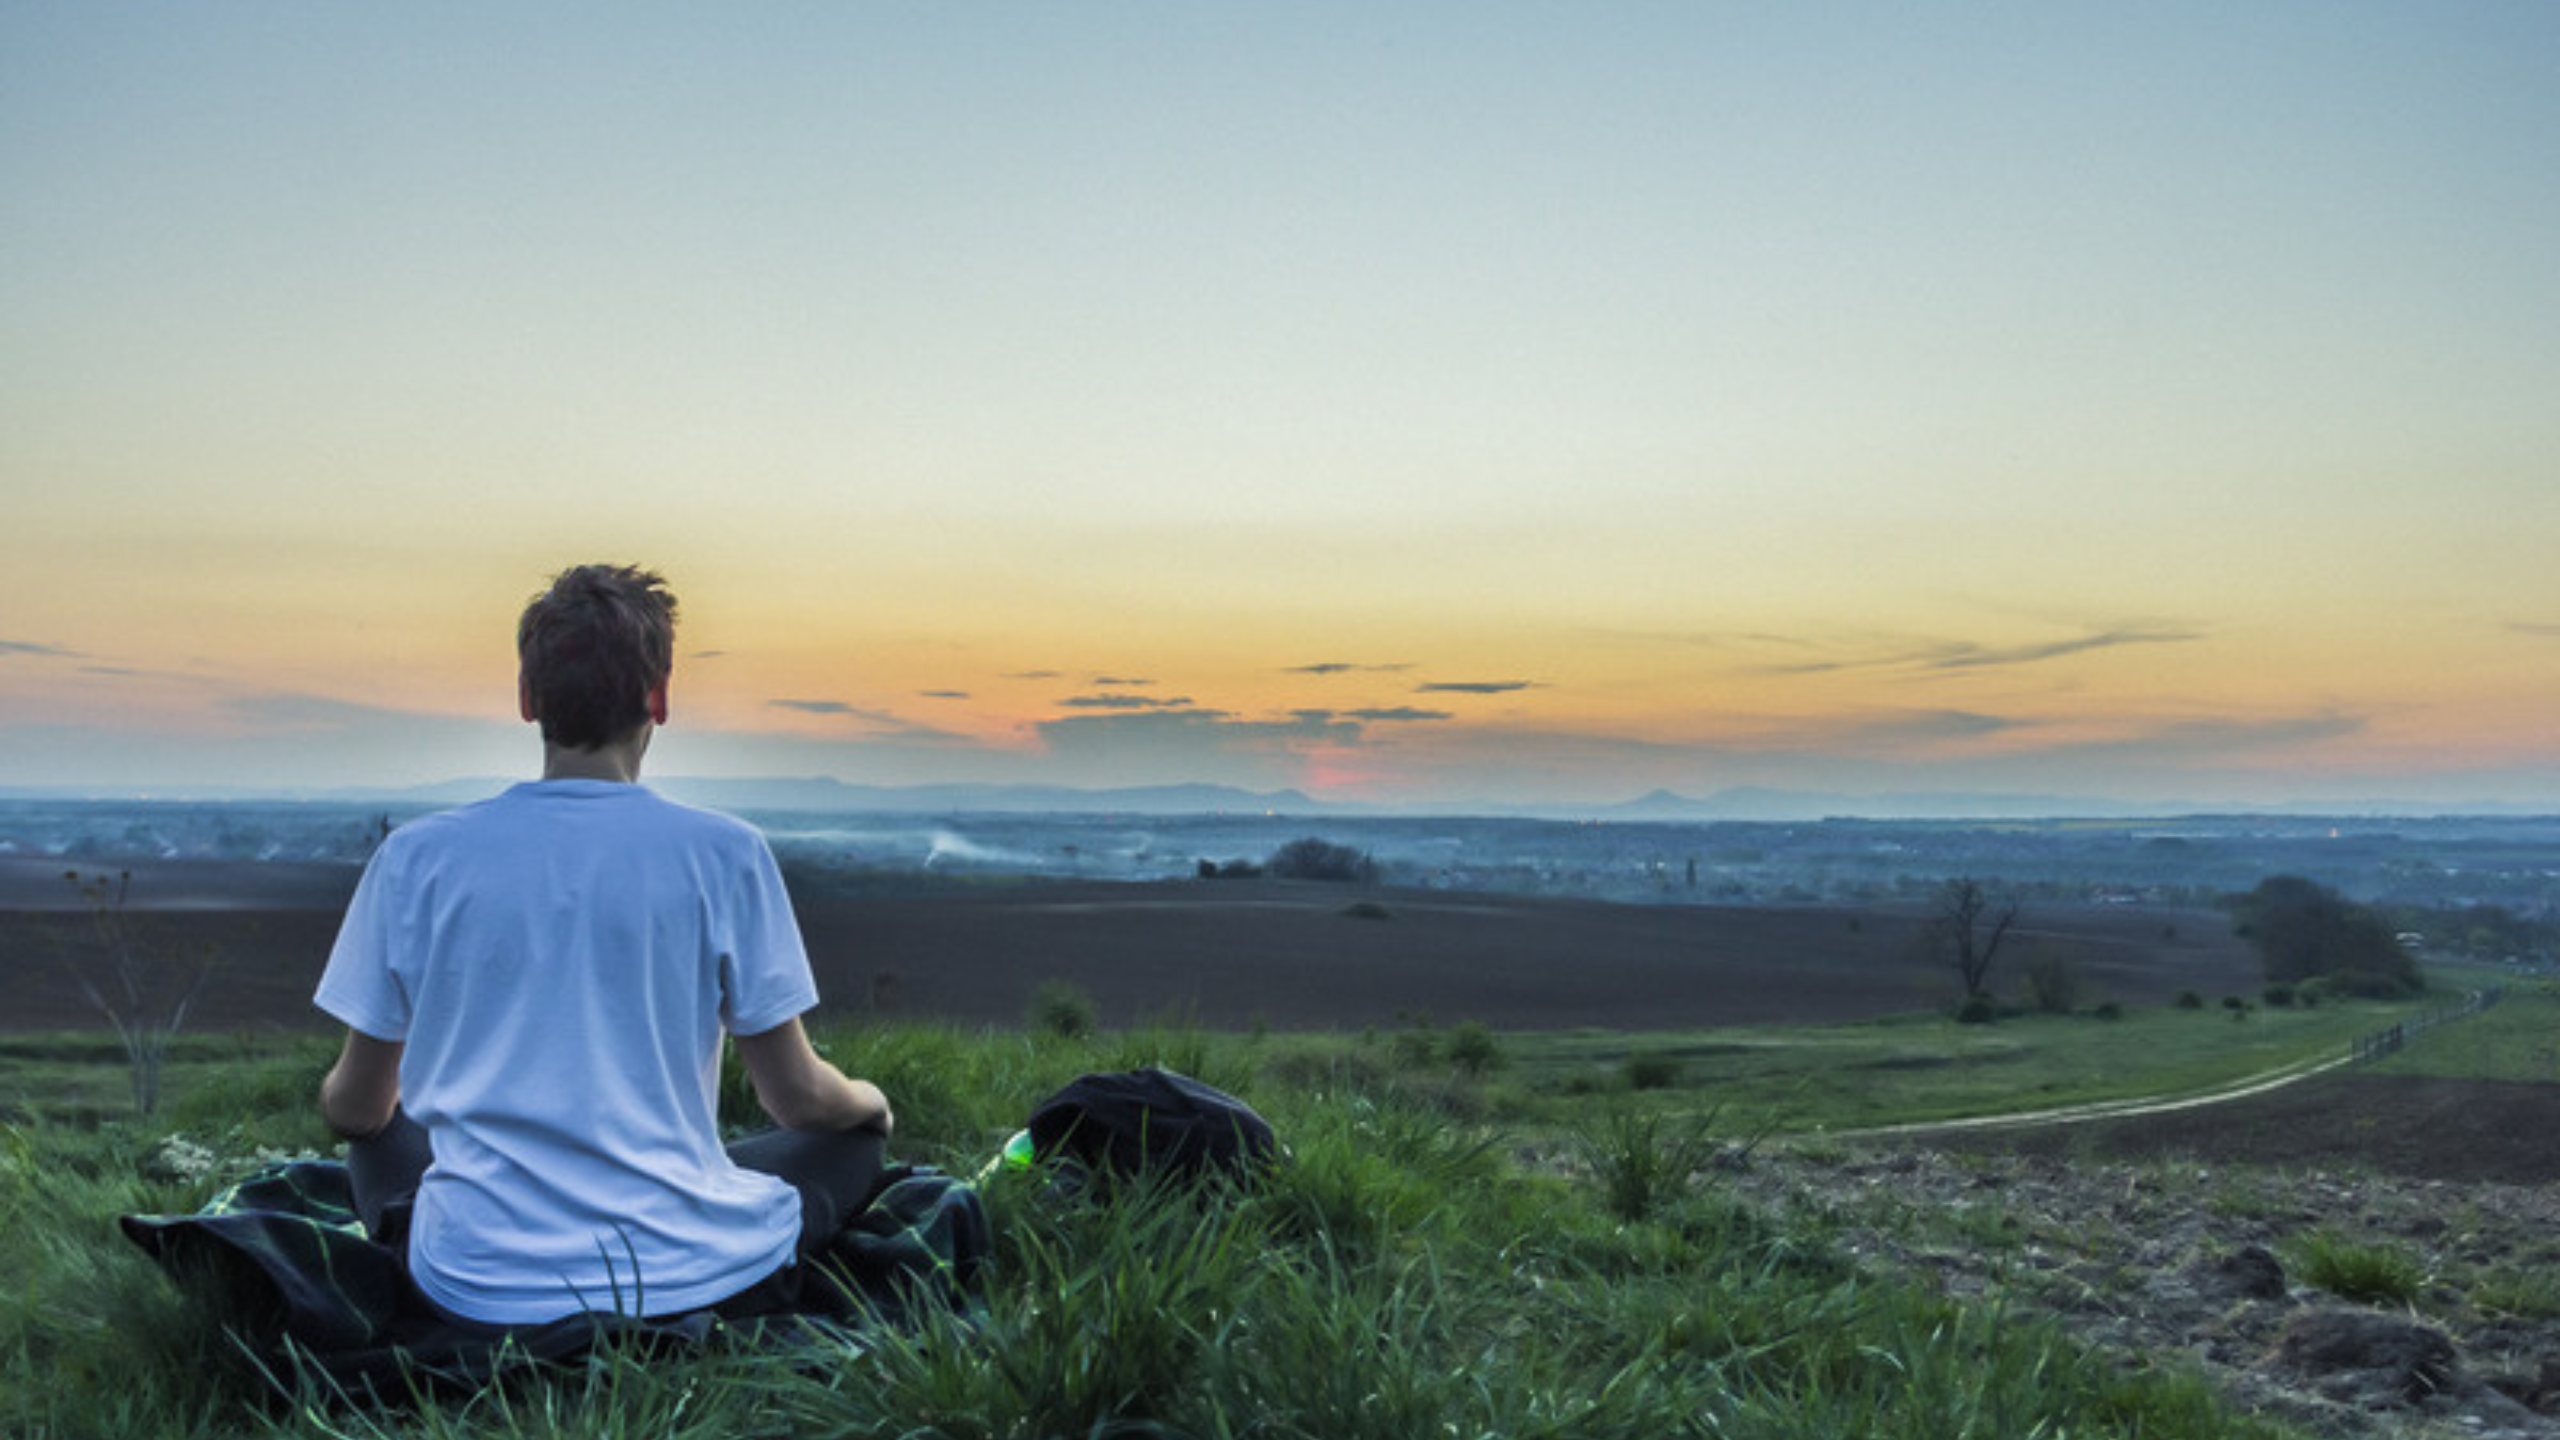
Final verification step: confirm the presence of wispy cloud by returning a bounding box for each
[1005,669,1063,681]
[2509,620,2560,639]
[1921,625,2203,671]
[1740,622,2202,676]
[1417,680,1539,696]
[1,639,82,660]
[767,698,969,742]
[1288,661,1414,676]
[918,689,971,700]
[1814,708,2022,748]
[1285,706,1452,725]
[1058,693,1195,710]
[1090,674,1154,687]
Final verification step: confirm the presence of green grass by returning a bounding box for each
[2283,1229,2428,1305]
[0,1031,345,1130]
[0,1018,2323,1440]
[2471,1268,2560,1321]
[2365,980,2560,1082]
[1473,992,2423,1134]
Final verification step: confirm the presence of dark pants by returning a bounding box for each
[347,1110,889,1260]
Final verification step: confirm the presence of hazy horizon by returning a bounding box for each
[7,6,2556,813]
[5,771,2555,825]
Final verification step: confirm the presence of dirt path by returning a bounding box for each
[1835,1049,2356,1140]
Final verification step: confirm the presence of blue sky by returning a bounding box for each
[4,4,2556,809]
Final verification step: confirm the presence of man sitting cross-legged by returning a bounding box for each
[315,562,893,1328]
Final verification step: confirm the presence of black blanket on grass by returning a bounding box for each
[120,1158,989,1401]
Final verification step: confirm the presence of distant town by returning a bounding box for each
[5,793,2554,974]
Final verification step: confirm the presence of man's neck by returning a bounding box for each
[541,731,650,784]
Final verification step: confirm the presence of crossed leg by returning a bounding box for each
[346,1110,887,1254]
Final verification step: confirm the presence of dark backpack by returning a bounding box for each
[1024,1067,1279,1183]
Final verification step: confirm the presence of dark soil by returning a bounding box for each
[799,877,2253,1031]
[1921,1071,2560,1186]
[1,861,2262,1036]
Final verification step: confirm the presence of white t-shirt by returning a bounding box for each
[315,780,817,1325]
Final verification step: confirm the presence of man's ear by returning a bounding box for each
[645,680,670,727]
[518,673,539,724]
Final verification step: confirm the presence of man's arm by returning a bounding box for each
[735,1017,893,1135]
[320,1029,404,1139]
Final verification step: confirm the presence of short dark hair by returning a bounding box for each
[516,564,679,750]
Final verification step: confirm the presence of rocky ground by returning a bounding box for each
[1731,1088,2560,1439]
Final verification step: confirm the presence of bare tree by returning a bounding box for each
[1933,876,2019,999]
[59,869,218,1116]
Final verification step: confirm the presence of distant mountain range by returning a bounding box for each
[5,775,2549,821]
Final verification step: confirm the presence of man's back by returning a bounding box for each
[316,780,815,1323]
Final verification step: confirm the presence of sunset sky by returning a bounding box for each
[5,5,2555,811]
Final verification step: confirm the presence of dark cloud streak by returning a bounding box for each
[1921,625,2204,671]
[1,639,82,660]
[1059,693,1194,711]
[1743,623,2202,676]
[767,698,969,743]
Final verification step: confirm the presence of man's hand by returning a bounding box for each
[735,1017,893,1135]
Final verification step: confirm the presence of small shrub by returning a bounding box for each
[1388,1021,1439,1069]
[1442,1021,1504,1077]
[1621,1050,1684,1091]
[2287,1229,2424,1304]
[1576,1106,1726,1222]
[2091,1001,2124,1021]
[1028,979,1098,1040]
[1340,900,1393,921]
[1258,1039,1388,1096]
[867,970,903,1012]
[2019,950,2080,1015]
[2174,990,2204,1010]
[53,869,220,1116]
[1955,992,1999,1025]
[2260,982,2297,1008]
